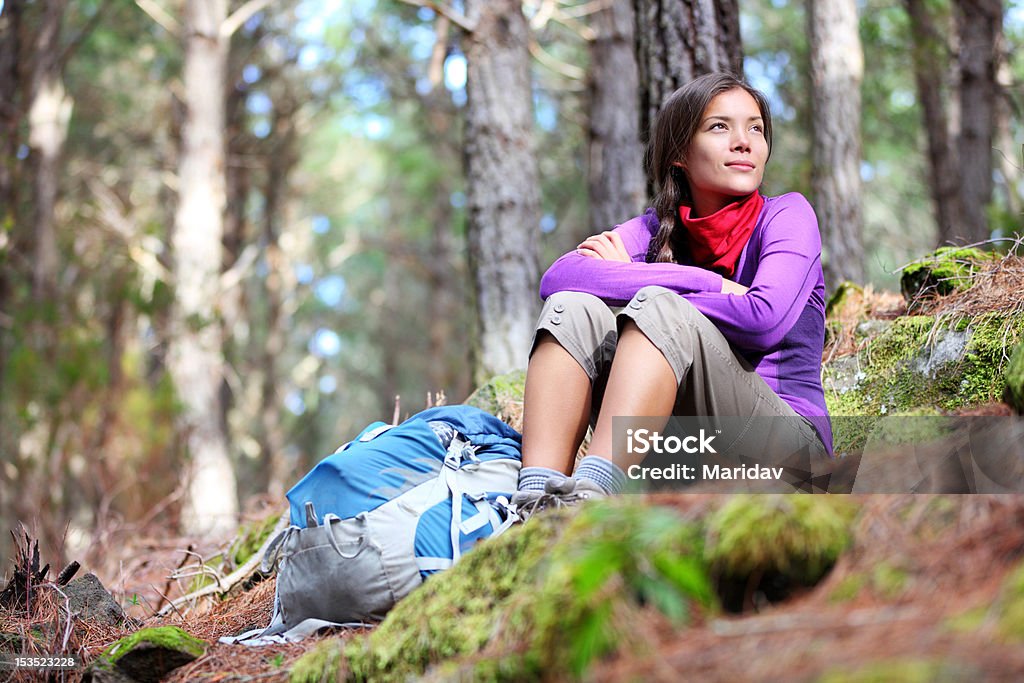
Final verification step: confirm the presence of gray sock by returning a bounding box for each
[518,466,566,492]
[574,455,626,494]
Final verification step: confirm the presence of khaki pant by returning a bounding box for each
[532,286,826,461]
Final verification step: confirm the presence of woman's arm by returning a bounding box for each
[539,212,725,305]
[682,194,823,352]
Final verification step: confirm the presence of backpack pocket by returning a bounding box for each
[276,513,396,625]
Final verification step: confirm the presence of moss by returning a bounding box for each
[870,562,910,599]
[944,605,987,633]
[290,638,346,683]
[828,573,867,603]
[816,659,972,683]
[997,561,1024,641]
[900,246,995,303]
[96,626,206,668]
[464,370,526,425]
[704,495,857,583]
[824,311,1024,451]
[230,511,283,567]
[826,281,864,317]
[346,501,714,682]
[1004,341,1024,413]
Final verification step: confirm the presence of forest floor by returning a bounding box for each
[3,492,1024,682]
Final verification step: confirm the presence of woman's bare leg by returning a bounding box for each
[520,332,592,474]
[588,320,677,463]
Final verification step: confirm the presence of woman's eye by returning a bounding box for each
[710,122,727,130]
[751,125,763,133]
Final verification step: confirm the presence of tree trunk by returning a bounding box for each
[634,0,743,150]
[587,1,645,232]
[808,0,864,291]
[27,0,70,307]
[904,0,966,245]
[954,0,1001,243]
[171,0,238,536]
[464,0,541,383]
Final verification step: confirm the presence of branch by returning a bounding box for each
[529,38,586,80]
[58,0,113,73]
[398,0,475,33]
[134,0,181,37]
[156,511,289,616]
[220,0,273,40]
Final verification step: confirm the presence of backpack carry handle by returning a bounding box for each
[323,513,370,559]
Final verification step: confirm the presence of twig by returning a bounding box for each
[157,512,288,617]
[397,0,475,33]
[154,544,194,616]
[134,0,181,36]
[220,0,274,39]
[529,38,586,80]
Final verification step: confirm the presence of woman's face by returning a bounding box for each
[678,88,769,217]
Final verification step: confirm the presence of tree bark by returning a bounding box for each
[27,0,70,306]
[634,0,743,149]
[808,0,864,290]
[904,0,966,245]
[464,0,541,383]
[171,0,238,536]
[587,1,645,232]
[954,0,1001,243]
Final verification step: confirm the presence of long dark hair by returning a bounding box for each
[645,72,773,263]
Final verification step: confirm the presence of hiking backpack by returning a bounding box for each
[226,405,522,644]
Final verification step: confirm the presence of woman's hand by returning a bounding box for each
[576,231,631,262]
[721,279,748,295]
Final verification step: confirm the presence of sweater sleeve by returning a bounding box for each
[539,210,724,306]
[682,194,823,353]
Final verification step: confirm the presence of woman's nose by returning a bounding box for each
[732,130,751,152]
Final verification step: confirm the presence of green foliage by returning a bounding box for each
[96,626,206,667]
[344,501,714,682]
[230,512,283,567]
[997,561,1024,641]
[290,639,347,683]
[1004,342,1024,413]
[900,247,997,304]
[705,495,857,583]
[816,659,972,683]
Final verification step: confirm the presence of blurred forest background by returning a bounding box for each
[0,0,1022,568]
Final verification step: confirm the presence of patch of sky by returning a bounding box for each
[450,191,467,209]
[294,263,315,285]
[242,65,261,85]
[416,77,433,96]
[247,91,273,115]
[417,6,435,21]
[444,54,467,91]
[312,214,331,234]
[347,78,387,108]
[364,115,391,140]
[744,54,794,121]
[540,213,557,234]
[889,89,915,110]
[315,275,347,307]
[860,161,876,182]
[284,390,306,416]
[534,92,558,132]
[319,375,338,394]
[311,327,342,358]
[16,145,28,160]
[252,119,272,139]
[299,44,330,70]
[771,0,788,8]
[404,23,436,61]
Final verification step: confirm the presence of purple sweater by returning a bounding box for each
[539,192,833,454]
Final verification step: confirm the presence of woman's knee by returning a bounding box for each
[534,291,617,378]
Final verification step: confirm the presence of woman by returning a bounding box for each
[512,72,832,510]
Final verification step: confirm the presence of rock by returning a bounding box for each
[900,246,995,305]
[84,626,206,683]
[1005,341,1024,413]
[65,573,125,627]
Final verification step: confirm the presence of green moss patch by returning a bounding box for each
[464,370,526,430]
[340,500,713,682]
[997,561,1024,641]
[1004,341,1024,413]
[89,626,206,683]
[816,658,975,683]
[900,246,996,304]
[290,639,346,683]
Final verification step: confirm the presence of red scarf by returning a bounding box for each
[678,192,764,278]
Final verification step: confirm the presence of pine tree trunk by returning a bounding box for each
[808,0,864,290]
[634,0,743,150]
[171,0,238,536]
[588,1,645,232]
[954,0,1001,243]
[904,0,966,245]
[464,0,540,383]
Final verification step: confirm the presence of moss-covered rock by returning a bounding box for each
[900,246,996,304]
[290,639,346,683]
[342,500,713,682]
[86,626,206,683]
[705,495,857,583]
[1004,341,1024,413]
[464,370,526,431]
[816,658,977,683]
